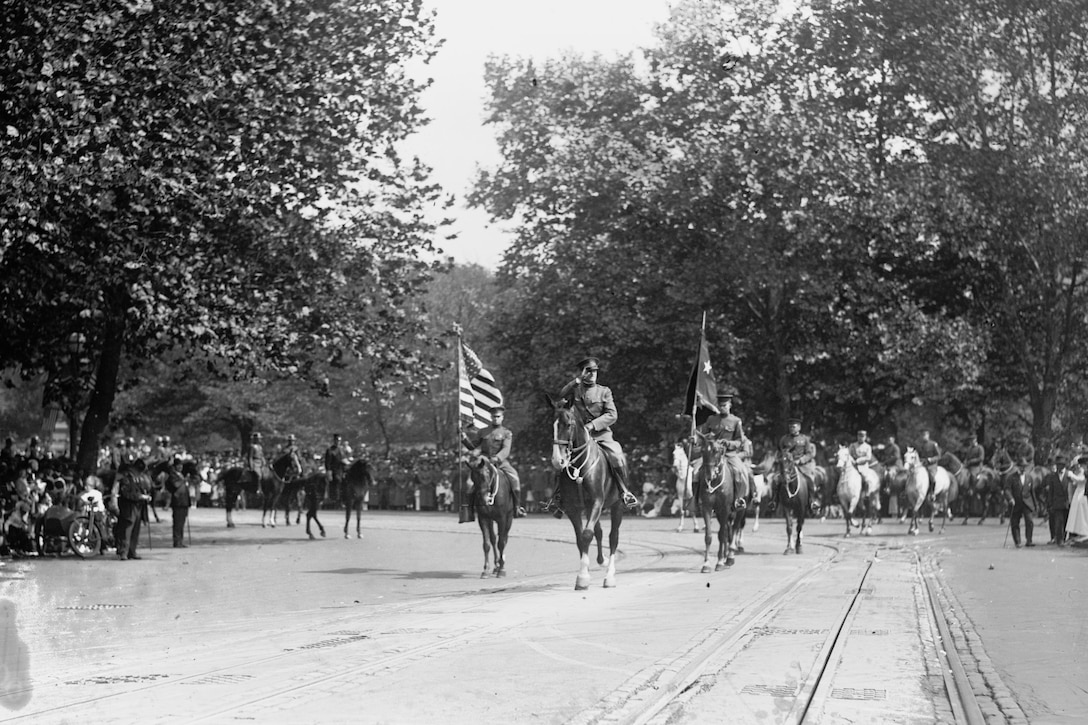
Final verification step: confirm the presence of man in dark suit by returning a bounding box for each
[1046,455,1070,546]
[1005,463,1038,548]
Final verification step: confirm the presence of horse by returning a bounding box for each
[342,459,372,539]
[270,452,304,526]
[693,438,745,572]
[466,457,514,578]
[673,443,700,534]
[217,464,284,528]
[965,465,1002,523]
[546,393,624,590]
[835,444,861,533]
[740,450,774,540]
[902,447,955,534]
[770,453,811,554]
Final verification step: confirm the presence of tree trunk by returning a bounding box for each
[75,315,126,475]
[1030,383,1057,464]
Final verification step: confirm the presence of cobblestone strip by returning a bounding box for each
[927,558,1027,724]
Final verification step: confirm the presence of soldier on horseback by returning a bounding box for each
[462,406,526,520]
[324,434,348,502]
[776,417,821,514]
[551,356,639,512]
[245,432,268,480]
[917,430,941,505]
[848,430,880,494]
[283,434,303,479]
[691,388,750,500]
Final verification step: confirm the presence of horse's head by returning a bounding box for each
[545,392,583,472]
[835,446,853,470]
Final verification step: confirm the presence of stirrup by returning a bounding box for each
[622,490,639,510]
[514,506,526,518]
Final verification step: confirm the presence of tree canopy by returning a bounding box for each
[0,0,446,471]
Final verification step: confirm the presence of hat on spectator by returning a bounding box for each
[787,416,802,426]
[252,432,261,440]
[491,405,505,413]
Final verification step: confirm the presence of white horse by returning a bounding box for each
[673,443,701,533]
[903,447,953,535]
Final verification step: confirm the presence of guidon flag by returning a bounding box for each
[684,331,719,426]
[459,340,503,429]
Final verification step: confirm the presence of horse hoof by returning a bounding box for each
[694,527,701,533]
[700,564,712,573]
[270,522,276,528]
[783,547,792,555]
[795,546,802,554]
[844,532,851,538]
[575,577,591,591]
[480,572,490,579]
[357,533,363,539]
[864,527,873,536]
[261,523,267,529]
[496,569,506,578]
[603,577,616,588]
[344,532,349,539]
[725,557,735,567]
[735,546,745,554]
[752,522,759,532]
[714,561,725,571]
[910,529,918,536]
[676,526,684,533]
[227,522,235,529]
[308,533,315,540]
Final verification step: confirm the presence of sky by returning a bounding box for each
[403,0,674,269]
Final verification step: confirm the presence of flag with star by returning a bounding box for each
[683,331,719,426]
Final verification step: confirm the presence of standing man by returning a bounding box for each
[1046,455,1070,546]
[693,388,751,499]
[165,456,191,548]
[324,434,348,504]
[848,430,880,494]
[464,406,526,517]
[556,356,639,510]
[777,417,821,514]
[917,430,942,504]
[1005,459,1038,548]
[108,462,152,560]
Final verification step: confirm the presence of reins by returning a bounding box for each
[552,418,600,484]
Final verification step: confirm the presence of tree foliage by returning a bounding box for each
[0,0,446,471]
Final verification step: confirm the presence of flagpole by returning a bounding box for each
[684,312,706,514]
[454,324,468,523]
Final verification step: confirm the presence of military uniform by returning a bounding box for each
[553,356,638,511]
[324,437,347,503]
[693,398,750,499]
[464,418,525,517]
[245,437,268,482]
[777,426,820,510]
[848,436,880,492]
[917,437,941,500]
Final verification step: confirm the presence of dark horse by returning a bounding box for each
[217,464,284,528]
[694,437,747,572]
[466,457,513,578]
[271,453,304,526]
[546,393,624,590]
[771,453,811,554]
[342,459,373,539]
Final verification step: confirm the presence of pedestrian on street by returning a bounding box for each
[1046,455,1070,546]
[166,457,191,548]
[1065,453,1088,542]
[1004,461,1038,548]
[109,462,152,560]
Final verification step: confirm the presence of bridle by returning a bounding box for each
[552,410,600,484]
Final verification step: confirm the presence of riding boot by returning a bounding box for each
[808,481,821,515]
[614,468,639,510]
[512,488,526,518]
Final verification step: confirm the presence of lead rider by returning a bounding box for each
[549,356,639,513]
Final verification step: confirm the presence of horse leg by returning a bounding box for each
[568,512,592,591]
[594,521,604,566]
[495,521,510,578]
[344,503,350,538]
[784,511,794,555]
[701,508,714,573]
[602,510,620,588]
[676,499,686,533]
[796,514,804,554]
[479,519,492,578]
[355,506,362,538]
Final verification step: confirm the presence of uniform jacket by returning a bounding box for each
[559,380,618,443]
[244,443,265,471]
[324,444,346,475]
[779,434,815,465]
[699,413,745,454]
[472,425,513,462]
[882,443,902,467]
[963,443,985,468]
[917,440,941,466]
[1047,469,1069,510]
[848,441,875,466]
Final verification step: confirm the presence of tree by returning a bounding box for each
[0,0,445,472]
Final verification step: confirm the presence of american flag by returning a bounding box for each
[459,340,503,429]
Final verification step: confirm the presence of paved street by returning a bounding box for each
[1,508,1085,724]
